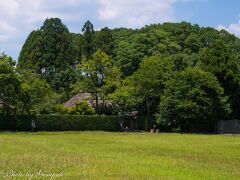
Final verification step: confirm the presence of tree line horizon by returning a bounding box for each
[1,17,240,132]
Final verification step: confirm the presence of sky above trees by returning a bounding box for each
[0,0,240,60]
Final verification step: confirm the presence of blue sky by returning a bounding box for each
[0,0,240,61]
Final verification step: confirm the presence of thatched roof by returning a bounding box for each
[64,93,92,107]
[64,92,108,107]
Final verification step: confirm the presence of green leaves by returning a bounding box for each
[58,101,95,115]
[199,39,240,118]
[82,20,95,59]
[75,49,121,113]
[18,71,58,114]
[13,19,240,121]
[158,67,231,132]
[0,55,21,114]
[18,18,74,90]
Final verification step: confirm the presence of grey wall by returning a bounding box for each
[218,120,240,134]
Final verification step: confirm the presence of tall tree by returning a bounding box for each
[18,18,74,87]
[110,54,188,114]
[82,20,95,59]
[126,55,171,114]
[40,18,74,80]
[18,71,56,115]
[18,30,43,72]
[74,49,120,112]
[52,66,78,100]
[0,54,21,114]
[95,27,114,56]
[71,33,84,64]
[200,40,240,118]
[158,67,231,132]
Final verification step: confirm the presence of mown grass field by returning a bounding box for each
[0,132,239,179]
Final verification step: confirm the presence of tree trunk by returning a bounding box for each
[146,97,150,115]
[27,106,30,115]
[95,94,99,113]
[21,104,25,115]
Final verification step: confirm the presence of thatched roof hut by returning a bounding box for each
[64,93,92,107]
[63,93,106,108]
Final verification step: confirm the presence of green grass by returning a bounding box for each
[0,132,240,179]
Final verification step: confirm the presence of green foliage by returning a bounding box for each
[11,19,240,127]
[58,101,95,115]
[200,40,240,85]
[82,20,95,59]
[72,101,95,115]
[0,115,120,131]
[35,115,119,131]
[114,35,149,76]
[0,114,153,131]
[18,71,58,115]
[40,18,73,71]
[80,49,113,87]
[0,54,21,114]
[185,33,201,53]
[52,66,78,97]
[75,49,112,93]
[95,27,114,56]
[108,79,138,112]
[71,33,84,63]
[200,40,240,118]
[129,55,172,114]
[110,54,188,114]
[158,67,231,132]
[0,114,33,131]
[75,49,120,112]
[18,18,74,90]
[18,30,43,71]
[0,52,59,115]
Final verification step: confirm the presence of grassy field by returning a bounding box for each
[0,132,240,179]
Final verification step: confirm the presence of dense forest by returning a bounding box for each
[1,17,240,131]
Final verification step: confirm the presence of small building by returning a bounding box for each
[64,93,94,107]
[64,93,115,111]
[218,120,240,134]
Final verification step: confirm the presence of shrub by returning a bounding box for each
[0,114,154,132]
[0,115,33,131]
[34,115,119,131]
[70,101,95,115]
[57,101,95,115]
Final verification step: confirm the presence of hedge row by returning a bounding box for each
[135,116,155,130]
[0,115,154,131]
[0,115,34,131]
[35,115,120,131]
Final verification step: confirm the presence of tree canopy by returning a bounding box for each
[18,18,74,91]
[0,54,20,114]
[10,18,240,131]
[158,67,231,132]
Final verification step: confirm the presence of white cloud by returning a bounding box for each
[0,0,67,42]
[0,0,193,60]
[98,0,177,27]
[216,19,240,37]
[0,0,186,43]
[0,0,91,60]
[228,24,240,37]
